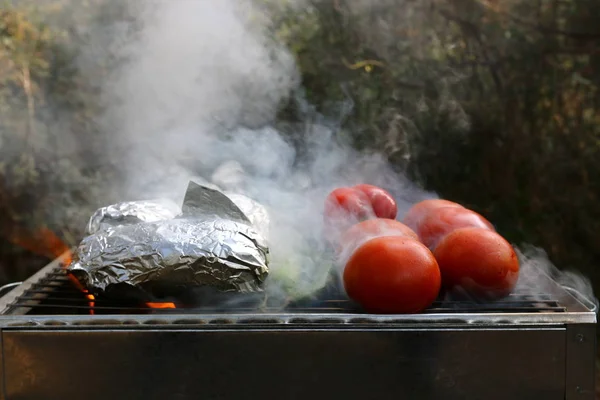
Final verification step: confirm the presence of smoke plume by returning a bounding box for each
[5,0,591,310]
[89,0,435,305]
[85,0,597,310]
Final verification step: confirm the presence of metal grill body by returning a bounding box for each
[0,257,595,400]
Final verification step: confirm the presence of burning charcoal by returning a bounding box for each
[86,199,181,235]
[68,182,269,301]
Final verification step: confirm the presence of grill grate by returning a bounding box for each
[3,268,567,315]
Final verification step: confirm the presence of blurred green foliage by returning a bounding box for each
[0,0,599,299]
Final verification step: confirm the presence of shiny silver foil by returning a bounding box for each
[225,192,270,239]
[68,182,269,298]
[86,199,181,235]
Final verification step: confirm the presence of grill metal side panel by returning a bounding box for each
[0,329,4,400]
[2,328,566,400]
[565,323,597,399]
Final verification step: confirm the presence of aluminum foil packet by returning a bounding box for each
[225,192,270,239]
[68,182,270,299]
[86,199,181,235]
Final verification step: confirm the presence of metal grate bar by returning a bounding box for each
[2,267,569,315]
[9,296,567,311]
[6,303,567,314]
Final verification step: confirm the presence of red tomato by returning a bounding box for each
[417,206,494,250]
[353,184,398,219]
[402,199,464,232]
[433,227,519,300]
[343,236,441,314]
[337,218,418,258]
[324,187,373,220]
[323,187,374,241]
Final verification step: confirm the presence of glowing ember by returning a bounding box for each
[67,274,96,315]
[8,226,180,314]
[146,302,177,309]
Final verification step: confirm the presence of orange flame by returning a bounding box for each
[8,226,71,262]
[146,302,177,309]
[8,226,182,314]
[7,226,95,315]
[66,274,96,315]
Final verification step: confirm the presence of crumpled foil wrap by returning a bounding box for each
[68,182,270,300]
[86,199,181,235]
[225,192,270,239]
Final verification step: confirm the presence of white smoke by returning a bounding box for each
[86,0,596,310]
[516,245,598,313]
[93,0,434,305]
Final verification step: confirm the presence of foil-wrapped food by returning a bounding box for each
[225,192,270,239]
[86,199,181,235]
[68,182,270,301]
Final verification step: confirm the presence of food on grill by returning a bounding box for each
[323,187,373,241]
[224,192,270,239]
[414,206,494,250]
[331,194,520,310]
[402,199,464,232]
[323,184,398,242]
[353,184,398,219]
[402,198,519,299]
[267,251,335,303]
[324,187,372,222]
[433,227,519,299]
[86,199,181,235]
[337,218,418,257]
[343,236,441,314]
[67,181,270,302]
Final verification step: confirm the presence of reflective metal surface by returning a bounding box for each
[565,324,597,399]
[85,199,181,235]
[0,283,21,298]
[0,257,595,325]
[224,192,270,239]
[67,182,270,298]
[0,255,595,400]
[1,328,567,400]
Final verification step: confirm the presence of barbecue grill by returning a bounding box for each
[0,254,595,400]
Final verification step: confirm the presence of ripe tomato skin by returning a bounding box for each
[324,187,373,220]
[417,206,494,250]
[338,218,417,252]
[323,187,374,240]
[353,184,398,219]
[433,227,519,300]
[343,236,441,314]
[342,218,418,244]
[402,199,464,232]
